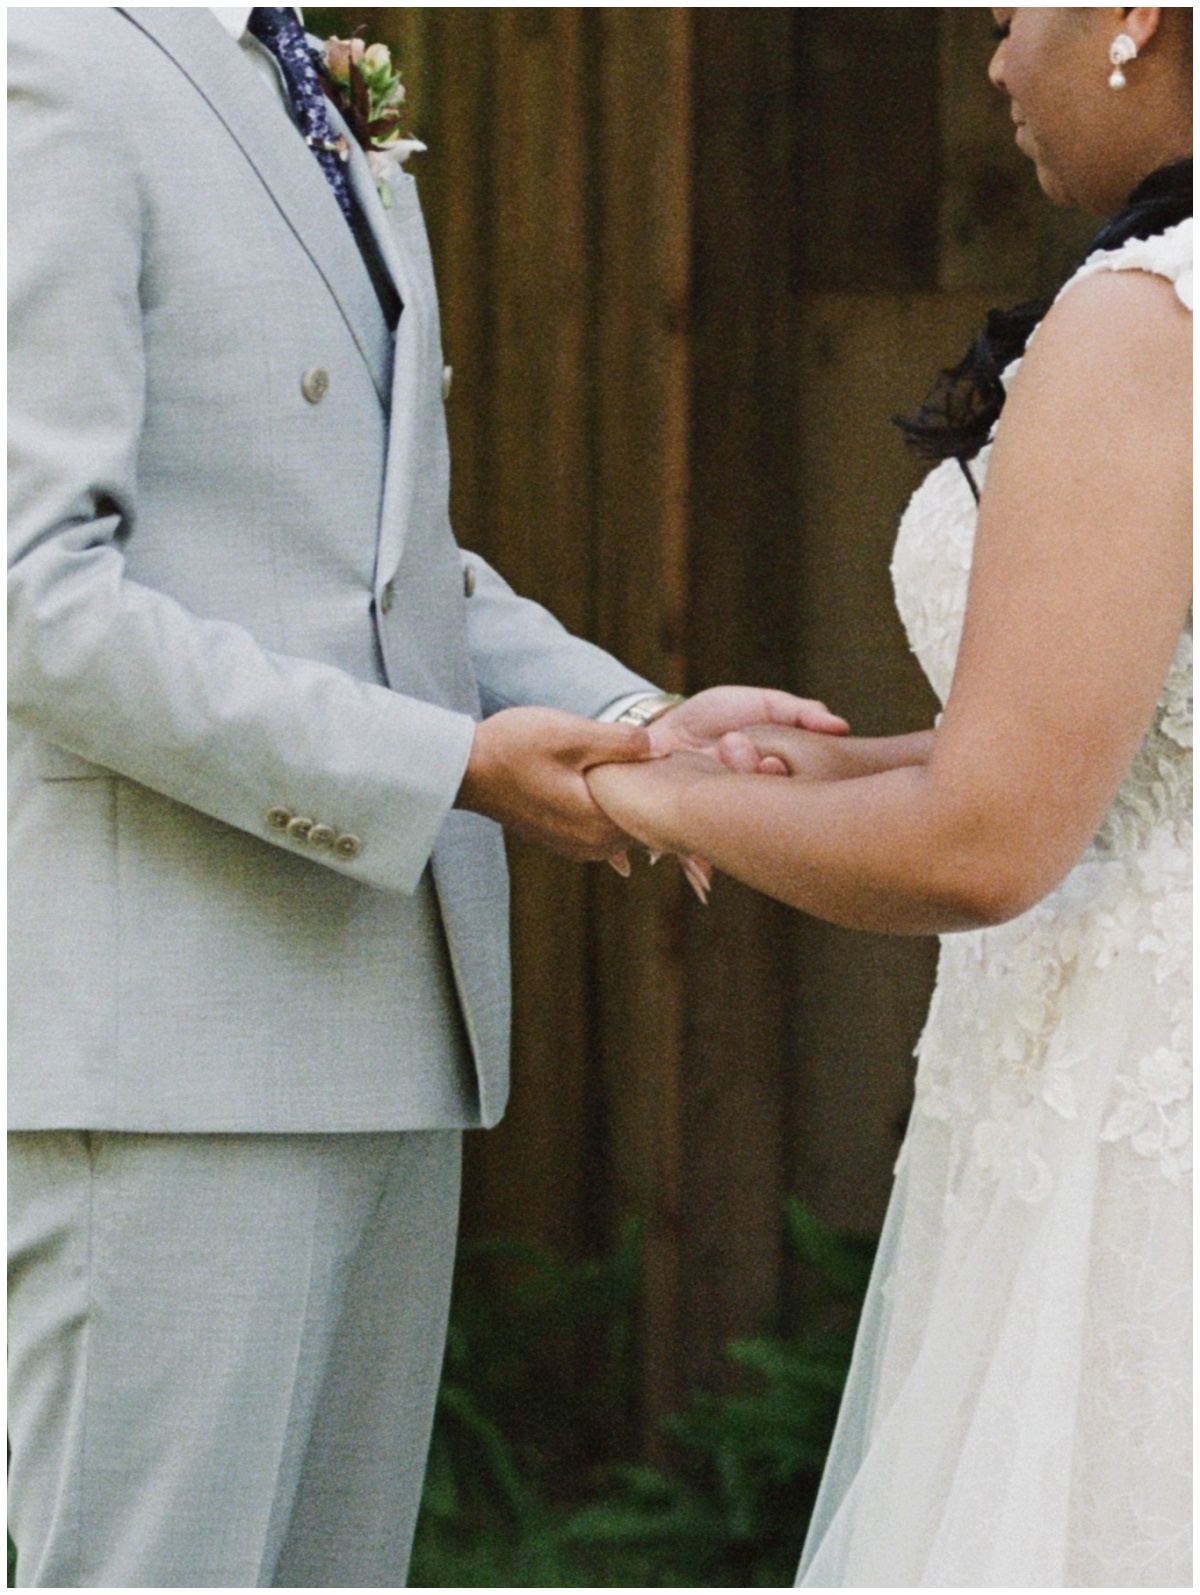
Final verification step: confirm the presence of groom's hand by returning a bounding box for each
[456,706,652,860]
[646,687,848,762]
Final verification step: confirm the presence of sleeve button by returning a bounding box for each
[307,823,337,848]
[266,806,294,830]
[463,563,476,598]
[286,815,314,841]
[333,832,363,860]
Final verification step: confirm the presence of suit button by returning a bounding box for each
[266,806,293,830]
[286,815,314,841]
[442,364,453,400]
[463,563,476,598]
[307,823,337,849]
[379,581,395,615]
[301,367,329,404]
[333,832,363,860]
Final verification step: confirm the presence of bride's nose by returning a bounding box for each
[987,32,1009,93]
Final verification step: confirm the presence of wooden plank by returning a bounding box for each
[790,290,993,1231]
[681,8,804,1390]
[791,9,941,293]
[588,6,693,1447]
[457,10,597,1255]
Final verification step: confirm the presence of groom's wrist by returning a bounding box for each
[601,691,687,728]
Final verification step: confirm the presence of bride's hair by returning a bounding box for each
[894,159,1193,471]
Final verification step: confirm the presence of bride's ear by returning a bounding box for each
[1118,8,1164,53]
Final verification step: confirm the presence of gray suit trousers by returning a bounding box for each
[7,1130,462,1587]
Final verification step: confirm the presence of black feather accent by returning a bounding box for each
[894,160,1192,466]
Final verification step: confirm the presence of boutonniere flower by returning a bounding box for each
[318,34,426,207]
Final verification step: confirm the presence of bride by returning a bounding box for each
[589,8,1191,1586]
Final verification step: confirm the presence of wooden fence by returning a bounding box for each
[313,6,1094,1447]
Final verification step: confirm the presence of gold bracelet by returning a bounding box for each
[615,692,687,727]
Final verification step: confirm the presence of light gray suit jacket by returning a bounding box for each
[8,7,651,1132]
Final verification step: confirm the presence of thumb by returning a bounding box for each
[578,722,653,769]
[795,701,850,735]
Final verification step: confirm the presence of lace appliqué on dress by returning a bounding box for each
[892,221,1193,1205]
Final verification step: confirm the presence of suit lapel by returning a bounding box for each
[331,103,416,316]
[119,7,391,408]
[338,132,431,584]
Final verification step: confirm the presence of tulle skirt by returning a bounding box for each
[797,840,1192,1587]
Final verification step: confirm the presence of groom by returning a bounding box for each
[8,8,841,1586]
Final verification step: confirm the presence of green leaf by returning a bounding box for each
[785,1197,877,1296]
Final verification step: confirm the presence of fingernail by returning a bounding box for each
[686,855,713,888]
[607,851,632,878]
[681,857,710,905]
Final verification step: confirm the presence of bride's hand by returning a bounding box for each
[714,724,851,779]
[587,751,734,859]
[647,687,848,763]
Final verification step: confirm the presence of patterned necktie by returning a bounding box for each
[248,7,355,226]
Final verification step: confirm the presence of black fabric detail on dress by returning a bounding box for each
[894,160,1192,466]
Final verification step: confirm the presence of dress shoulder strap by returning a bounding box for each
[1058,217,1193,314]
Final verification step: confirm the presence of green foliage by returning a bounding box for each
[410,1200,875,1587]
[412,1220,644,1585]
[301,9,344,42]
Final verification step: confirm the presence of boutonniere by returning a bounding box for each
[318,34,426,207]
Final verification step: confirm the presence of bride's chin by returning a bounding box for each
[1032,157,1073,207]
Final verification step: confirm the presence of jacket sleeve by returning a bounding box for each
[459,550,657,719]
[8,13,477,896]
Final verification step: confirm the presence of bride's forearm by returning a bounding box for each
[684,768,981,933]
[720,726,933,782]
[587,755,1032,936]
[786,729,933,781]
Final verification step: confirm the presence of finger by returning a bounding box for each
[758,690,849,735]
[794,701,850,735]
[607,850,632,878]
[758,755,789,776]
[715,731,761,772]
[577,722,654,768]
[741,724,802,756]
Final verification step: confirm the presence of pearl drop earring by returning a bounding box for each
[1108,33,1137,90]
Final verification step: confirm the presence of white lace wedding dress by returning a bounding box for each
[797,220,1192,1588]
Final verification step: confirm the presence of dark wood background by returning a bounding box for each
[314,6,1094,1446]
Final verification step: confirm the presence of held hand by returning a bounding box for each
[600,687,844,899]
[715,724,851,780]
[586,750,733,858]
[647,687,848,765]
[457,707,651,860]
[715,724,936,783]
